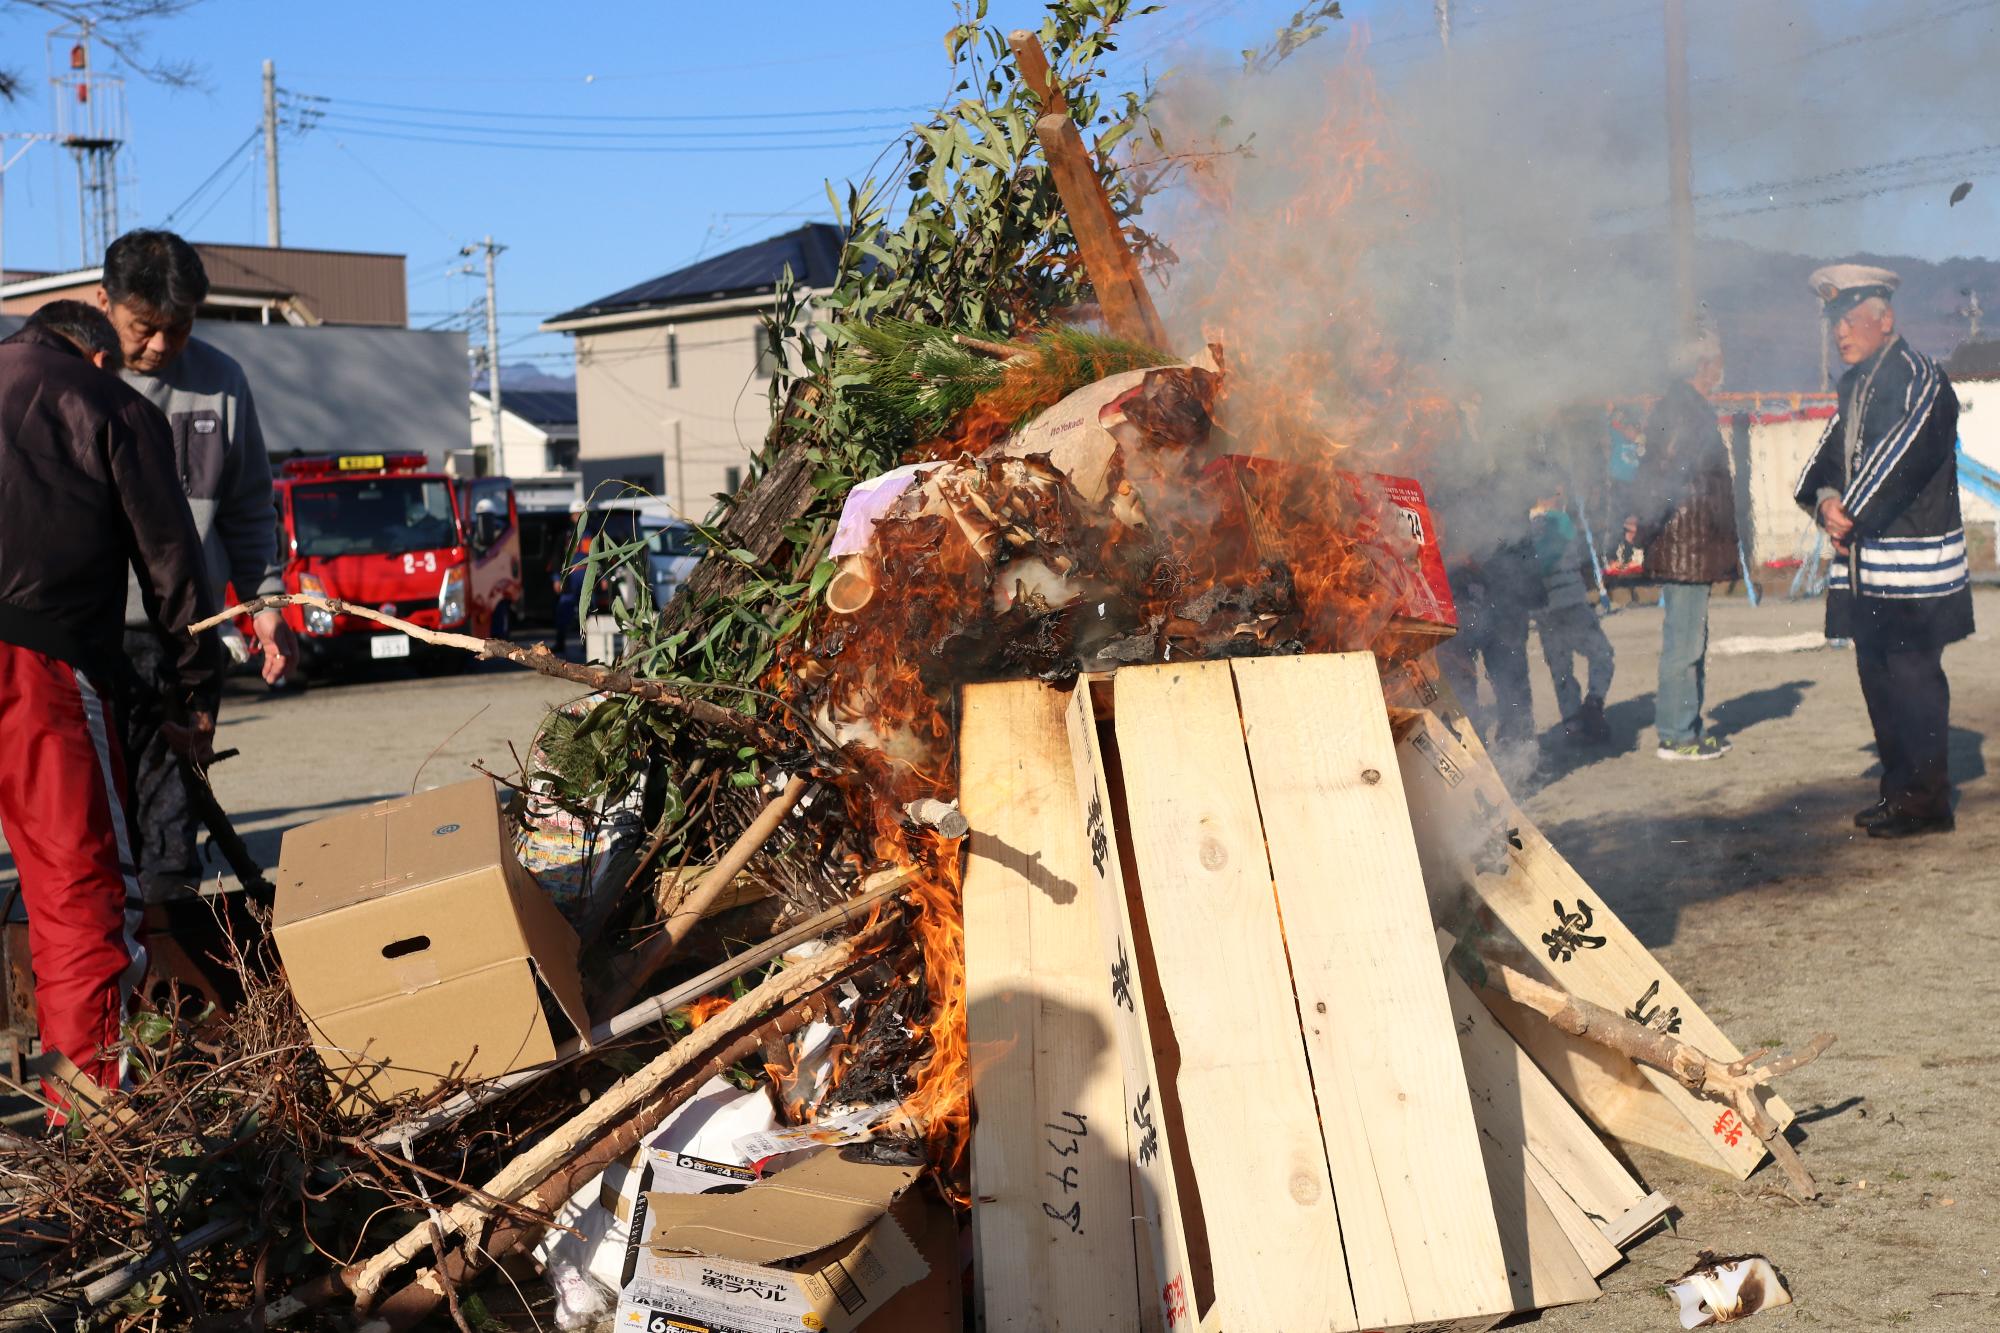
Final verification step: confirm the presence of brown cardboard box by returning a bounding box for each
[618,1149,929,1333]
[273,778,589,1106]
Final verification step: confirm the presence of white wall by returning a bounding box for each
[570,306,789,519]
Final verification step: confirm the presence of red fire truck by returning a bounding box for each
[263,453,522,674]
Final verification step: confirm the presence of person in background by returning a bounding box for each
[0,301,219,1095]
[96,230,293,902]
[1794,264,1969,840]
[1626,323,1739,762]
[1530,479,1614,742]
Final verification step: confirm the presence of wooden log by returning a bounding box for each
[1063,685,1197,1333]
[960,681,1142,1331]
[1230,655,1511,1330]
[1393,680,1794,1179]
[1010,31,1171,351]
[1112,662,1358,1332]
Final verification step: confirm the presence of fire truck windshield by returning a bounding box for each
[291,478,460,557]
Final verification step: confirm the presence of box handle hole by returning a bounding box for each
[381,935,431,959]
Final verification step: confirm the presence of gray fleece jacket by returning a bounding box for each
[122,336,286,626]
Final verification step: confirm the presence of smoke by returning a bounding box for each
[1137,0,2000,557]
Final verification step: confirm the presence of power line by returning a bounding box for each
[156,126,260,227]
[317,125,894,156]
[311,110,916,143]
[293,93,938,125]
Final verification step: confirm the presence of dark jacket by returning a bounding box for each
[0,323,220,708]
[1631,379,1740,585]
[1792,335,1969,645]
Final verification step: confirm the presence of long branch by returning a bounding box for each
[1474,952,1833,1199]
[191,594,783,750]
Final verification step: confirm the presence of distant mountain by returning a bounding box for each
[1697,239,1999,391]
[472,363,575,393]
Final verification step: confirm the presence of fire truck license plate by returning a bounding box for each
[370,636,410,659]
[339,454,386,471]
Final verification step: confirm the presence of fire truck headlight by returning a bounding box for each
[297,574,335,635]
[438,566,467,628]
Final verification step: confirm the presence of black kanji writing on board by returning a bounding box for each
[1624,978,1682,1033]
[1045,1164,1080,1194]
[1541,898,1607,963]
[1085,793,1110,876]
[1110,936,1135,1012]
[1131,1087,1161,1167]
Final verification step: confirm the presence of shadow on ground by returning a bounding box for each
[1539,757,1985,948]
[1709,679,1813,737]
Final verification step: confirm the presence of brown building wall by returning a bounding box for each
[1,244,406,327]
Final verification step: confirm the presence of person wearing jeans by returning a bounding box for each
[1627,325,1740,761]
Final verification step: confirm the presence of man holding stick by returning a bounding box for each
[0,301,219,1094]
[1794,264,1968,839]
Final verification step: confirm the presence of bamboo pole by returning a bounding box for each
[594,774,812,1022]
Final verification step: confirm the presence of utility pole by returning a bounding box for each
[1664,0,1696,341]
[262,59,281,246]
[462,236,506,475]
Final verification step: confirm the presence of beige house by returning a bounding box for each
[542,223,840,520]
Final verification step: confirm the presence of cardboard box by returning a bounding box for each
[617,1148,929,1333]
[273,778,590,1106]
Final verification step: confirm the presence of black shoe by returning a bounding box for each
[1853,799,1891,829]
[1867,811,1955,840]
[1579,696,1611,743]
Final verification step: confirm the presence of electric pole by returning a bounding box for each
[1664,0,1696,340]
[263,59,281,246]
[462,236,506,474]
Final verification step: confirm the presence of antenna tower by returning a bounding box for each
[49,25,128,260]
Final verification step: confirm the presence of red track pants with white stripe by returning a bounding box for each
[0,643,145,1090]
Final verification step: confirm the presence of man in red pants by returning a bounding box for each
[0,300,219,1097]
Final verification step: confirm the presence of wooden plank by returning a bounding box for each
[1599,1190,1674,1250]
[1394,683,1791,1179]
[1437,931,1624,1284]
[1230,655,1512,1331]
[961,681,1143,1331]
[1064,687,1198,1333]
[1112,662,1358,1332]
[1432,933,1658,1271]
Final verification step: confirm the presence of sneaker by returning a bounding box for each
[1656,736,1732,762]
[1853,799,1891,829]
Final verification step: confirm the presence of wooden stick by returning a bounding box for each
[369,987,846,1331]
[1009,30,1171,351]
[190,594,783,750]
[595,775,812,1022]
[952,332,1033,360]
[1471,951,1833,1199]
[370,869,913,1149]
[342,919,889,1313]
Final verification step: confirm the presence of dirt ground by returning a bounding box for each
[1511,586,2000,1332]
[2,588,1994,1330]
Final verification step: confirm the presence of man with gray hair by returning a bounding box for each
[1794,264,1967,839]
[1624,322,1740,760]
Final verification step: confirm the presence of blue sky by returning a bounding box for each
[0,0,1991,374]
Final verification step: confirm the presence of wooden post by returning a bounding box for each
[1008,31,1171,351]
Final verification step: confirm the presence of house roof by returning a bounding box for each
[1946,338,2000,381]
[480,388,577,428]
[546,223,844,325]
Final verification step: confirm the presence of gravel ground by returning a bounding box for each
[1,589,1994,1330]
